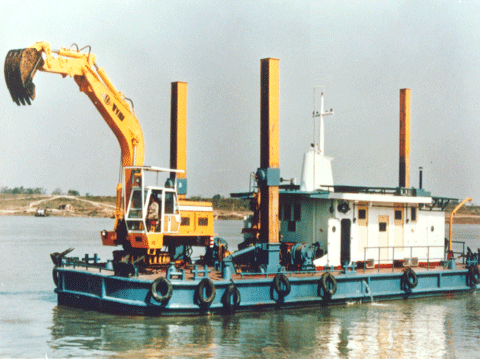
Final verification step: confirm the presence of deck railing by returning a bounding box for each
[451,240,466,264]
[61,256,110,273]
[362,245,446,273]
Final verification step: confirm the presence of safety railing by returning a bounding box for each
[61,255,112,273]
[451,240,466,264]
[362,245,446,273]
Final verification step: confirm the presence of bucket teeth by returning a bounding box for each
[4,48,44,106]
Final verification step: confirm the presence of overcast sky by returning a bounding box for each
[1,1,479,203]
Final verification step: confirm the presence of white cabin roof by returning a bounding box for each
[310,191,433,204]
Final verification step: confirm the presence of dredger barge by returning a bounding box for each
[5,43,479,315]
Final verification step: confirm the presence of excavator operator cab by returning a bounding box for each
[102,165,214,256]
[124,166,182,236]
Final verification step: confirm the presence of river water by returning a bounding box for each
[1,216,479,358]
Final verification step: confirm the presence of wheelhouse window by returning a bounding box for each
[293,203,301,221]
[358,209,366,220]
[358,206,368,226]
[283,202,300,221]
[283,202,301,231]
[379,222,387,232]
[283,203,291,221]
[395,210,402,221]
[411,207,417,222]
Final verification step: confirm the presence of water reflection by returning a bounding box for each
[1,217,478,357]
[47,294,480,358]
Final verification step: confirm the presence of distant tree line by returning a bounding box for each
[1,186,46,195]
[1,186,80,196]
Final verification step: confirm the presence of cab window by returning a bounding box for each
[164,191,179,214]
[127,189,147,219]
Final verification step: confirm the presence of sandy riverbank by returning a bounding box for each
[0,194,478,223]
[0,194,251,220]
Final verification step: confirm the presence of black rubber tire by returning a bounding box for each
[273,273,291,298]
[321,272,337,297]
[403,267,418,289]
[222,284,241,312]
[151,277,173,304]
[468,265,480,285]
[197,278,216,306]
[52,267,59,287]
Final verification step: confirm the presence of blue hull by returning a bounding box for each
[54,266,478,316]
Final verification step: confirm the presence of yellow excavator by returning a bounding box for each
[4,42,215,269]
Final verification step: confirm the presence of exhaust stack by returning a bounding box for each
[399,88,411,188]
[170,81,188,199]
[419,167,423,189]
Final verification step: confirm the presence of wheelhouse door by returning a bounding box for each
[394,205,405,260]
[357,205,368,253]
[341,218,351,265]
[378,215,389,263]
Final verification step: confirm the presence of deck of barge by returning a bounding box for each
[61,260,464,281]
[52,258,479,316]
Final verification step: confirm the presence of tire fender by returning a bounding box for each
[222,284,241,312]
[403,267,418,289]
[321,272,337,297]
[151,277,173,304]
[196,278,216,307]
[468,265,480,285]
[273,273,291,298]
[52,267,59,287]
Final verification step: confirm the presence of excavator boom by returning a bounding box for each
[4,42,215,269]
[4,42,144,230]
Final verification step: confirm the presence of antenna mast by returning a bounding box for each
[313,87,334,155]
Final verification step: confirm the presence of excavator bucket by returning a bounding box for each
[4,48,44,106]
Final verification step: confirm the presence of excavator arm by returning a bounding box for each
[4,42,144,229]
